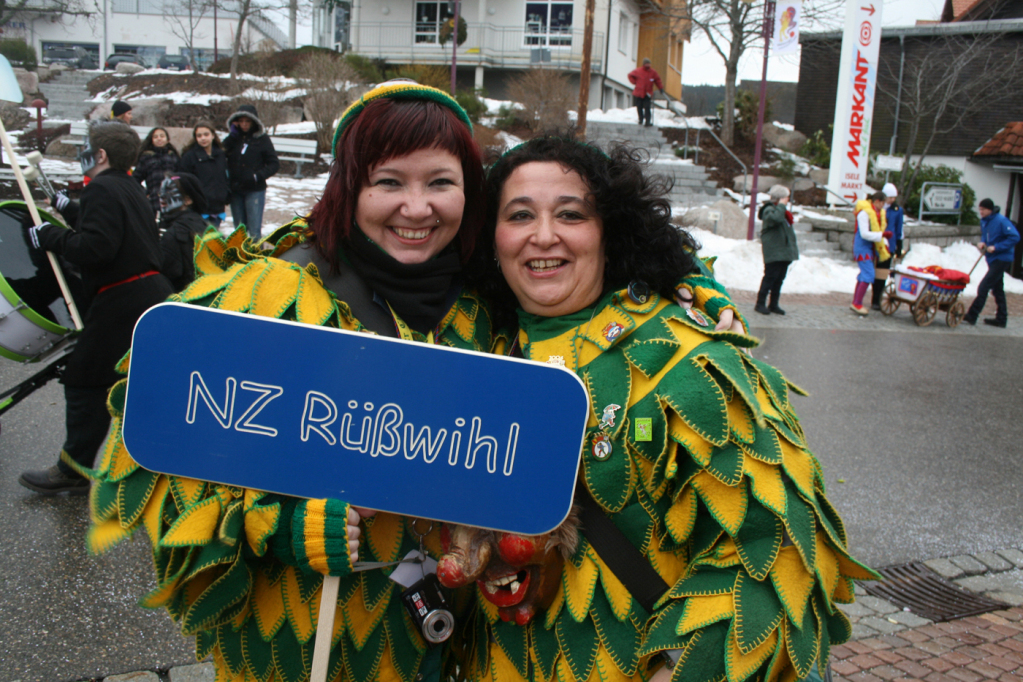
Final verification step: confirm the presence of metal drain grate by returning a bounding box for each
[862,561,1009,622]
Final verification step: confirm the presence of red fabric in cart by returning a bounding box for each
[907,265,971,284]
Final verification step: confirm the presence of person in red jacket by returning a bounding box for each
[628,58,664,127]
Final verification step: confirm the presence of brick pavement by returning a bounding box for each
[830,608,1023,682]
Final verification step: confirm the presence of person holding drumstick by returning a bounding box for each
[19,121,173,494]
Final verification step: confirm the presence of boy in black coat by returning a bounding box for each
[223,104,279,242]
[20,122,174,494]
[157,172,210,291]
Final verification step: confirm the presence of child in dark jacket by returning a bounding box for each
[158,172,210,291]
[135,127,180,214]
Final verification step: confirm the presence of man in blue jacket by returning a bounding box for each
[963,198,1020,328]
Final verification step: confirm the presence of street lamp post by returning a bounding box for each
[746,0,776,241]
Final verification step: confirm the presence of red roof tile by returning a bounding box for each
[974,123,1023,157]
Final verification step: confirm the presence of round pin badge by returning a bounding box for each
[592,433,612,461]
[686,308,710,327]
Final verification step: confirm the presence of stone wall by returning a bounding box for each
[802,209,981,254]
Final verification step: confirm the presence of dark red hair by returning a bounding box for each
[307,98,485,270]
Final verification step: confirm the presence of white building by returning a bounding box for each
[310,0,688,110]
[5,0,286,70]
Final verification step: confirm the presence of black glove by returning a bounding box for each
[26,221,50,249]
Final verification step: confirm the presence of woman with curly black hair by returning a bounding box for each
[440,133,873,682]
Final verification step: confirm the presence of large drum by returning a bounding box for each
[0,201,85,362]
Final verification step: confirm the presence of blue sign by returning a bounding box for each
[123,304,590,535]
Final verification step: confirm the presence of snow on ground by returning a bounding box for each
[571,106,710,130]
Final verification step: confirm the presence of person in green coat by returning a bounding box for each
[755,184,799,315]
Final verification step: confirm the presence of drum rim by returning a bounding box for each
[0,201,77,353]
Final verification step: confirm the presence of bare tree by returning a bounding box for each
[637,0,843,146]
[876,33,1023,198]
[507,67,574,132]
[295,52,366,153]
[164,0,210,70]
[0,0,92,28]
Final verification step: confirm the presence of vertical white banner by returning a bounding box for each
[773,1,802,55]
[827,0,883,205]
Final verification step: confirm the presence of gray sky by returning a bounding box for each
[681,0,947,85]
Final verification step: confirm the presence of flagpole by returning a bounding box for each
[747,0,776,241]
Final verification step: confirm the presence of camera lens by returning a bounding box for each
[421,609,454,644]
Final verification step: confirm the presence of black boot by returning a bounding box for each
[768,294,785,315]
[871,279,885,311]
[755,278,771,315]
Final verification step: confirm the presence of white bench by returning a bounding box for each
[66,121,319,177]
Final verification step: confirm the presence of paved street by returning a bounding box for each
[0,298,1020,682]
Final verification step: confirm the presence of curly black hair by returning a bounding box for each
[466,132,700,326]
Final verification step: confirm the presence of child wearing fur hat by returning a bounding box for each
[157,172,210,291]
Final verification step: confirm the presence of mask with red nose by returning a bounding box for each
[435,509,580,626]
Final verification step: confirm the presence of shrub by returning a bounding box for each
[295,51,366,154]
[889,164,978,225]
[455,90,486,124]
[774,156,797,181]
[494,104,520,130]
[344,53,385,83]
[717,89,771,142]
[799,129,831,167]
[506,67,572,132]
[1,39,36,70]
[391,64,450,90]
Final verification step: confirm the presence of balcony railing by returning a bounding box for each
[352,22,605,72]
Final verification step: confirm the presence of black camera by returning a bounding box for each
[400,573,454,644]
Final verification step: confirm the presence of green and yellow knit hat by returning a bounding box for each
[331,80,473,153]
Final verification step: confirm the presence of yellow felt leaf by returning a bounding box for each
[295,269,336,326]
[545,582,565,630]
[780,442,815,500]
[491,637,529,682]
[107,438,139,482]
[815,532,840,603]
[666,487,698,544]
[344,575,386,649]
[216,262,267,312]
[283,567,316,644]
[172,476,207,511]
[669,411,713,467]
[88,517,134,554]
[755,382,785,422]
[765,639,792,682]
[253,569,286,641]
[598,562,633,622]
[162,496,222,547]
[833,577,855,604]
[564,552,599,622]
[142,476,170,545]
[365,513,405,564]
[837,553,878,581]
[94,421,120,477]
[769,546,814,627]
[699,536,741,569]
[451,308,475,344]
[648,543,687,586]
[376,646,403,682]
[589,645,628,682]
[743,455,786,517]
[726,627,778,682]
[555,654,577,682]
[244,502,280,557]
[252,262,299,318]
[727,396,755,444]
[692,471,748,536]
[184,263,244,300]
[677,593,734,635]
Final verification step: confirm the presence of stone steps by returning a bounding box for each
[39,71,95,119]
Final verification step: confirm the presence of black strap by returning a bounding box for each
[576,487,670,614]
[277,243,397,337]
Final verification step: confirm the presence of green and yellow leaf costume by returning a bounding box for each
[447,288,876,682]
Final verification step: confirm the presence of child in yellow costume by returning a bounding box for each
[850,192,892,315]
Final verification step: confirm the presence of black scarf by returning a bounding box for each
[344,227,462,335]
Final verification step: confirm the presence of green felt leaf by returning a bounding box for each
[625,307,678,344]
[242,617,275,682]
[624,338,681,378]
[667,566,739,600]
[195,627,216,662]
[385,602,422,682]
[745,421,782,464]
[590,585,641,675]
[627,392,668,463]
[530,620,560,682]
[671,621,729,682]
[117,467,160,527]
[734,571,784,655]
[182,536,238,584]
[474,605,490,680]
[782,480,816,573]
[556,608,600,682]
[583,347,632,439]
[786,601,819,679]
[295,567,323,605]
[769,417,805,450]
[91,478,119,522]
[814,491,849,549]
[584,431,634,513]
[824,595,853,645]
[688,503,725,563]
[746,356,789,411]
[704,362,734,404]
[182,557,251,634]
[343,620,384,682]
[491,619,529,678]
[271,623,310,682]
[216,622,246,676]
[609,502,653,554]
[699,342,761,422]
[361,566,393,612]
[707,440,744,486]
[734,492,784,581]
[661,359,729,446]
[219,500,243,545]
[813,595,832,667]
[637,600,688,657]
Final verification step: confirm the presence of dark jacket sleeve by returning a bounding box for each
[159,222,185,282]
[178,149,195,174]
[258,137,280,182]
[36,183,122,267]
[134,152,154,186]
[57,199,81,226]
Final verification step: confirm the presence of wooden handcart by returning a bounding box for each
[880,256,983,328]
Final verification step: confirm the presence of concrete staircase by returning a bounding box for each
[584,121,722,208]
[793,220,849,260]
[39,70,96,120]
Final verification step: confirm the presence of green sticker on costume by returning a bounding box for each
[635,417,653,442]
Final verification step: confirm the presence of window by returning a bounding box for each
[415,1,454,44]
[669,34,682,72]
[525,2,573,47]
[618,12,631,55]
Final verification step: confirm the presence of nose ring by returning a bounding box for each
[436,218,441,224]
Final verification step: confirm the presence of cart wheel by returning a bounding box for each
[913,292,938,326]
[947,301,966,328]
[881,281,900,316]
